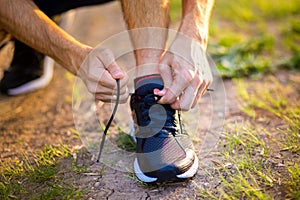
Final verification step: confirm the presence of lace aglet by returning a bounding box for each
[96,132,106,163]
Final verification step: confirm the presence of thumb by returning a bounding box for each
[97,48,124,79]
[106,62,125,79]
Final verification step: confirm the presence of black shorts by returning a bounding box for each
[34,0,114,17]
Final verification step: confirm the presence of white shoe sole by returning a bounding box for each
[133,152,199,183]
[7,56,54,95]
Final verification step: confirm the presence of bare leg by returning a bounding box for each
[120,0,170,77]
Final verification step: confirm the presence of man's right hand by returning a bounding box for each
[79,48,129,103]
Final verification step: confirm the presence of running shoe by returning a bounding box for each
[130,74,198,183]
[0,40,54,95]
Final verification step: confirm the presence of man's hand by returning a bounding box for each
[155,36,212,111]
[79,48,129,103]
[153,0,215,111]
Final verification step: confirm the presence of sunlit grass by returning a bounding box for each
[196,74,300,199]
[169,0,181,22]
[285,165,300,199]
[0,145,85,200]
[210,34,275,78]
[213,0,300,24]
[116,128,136,152]
[196,125,275,199]
[211,0,299,77]
[171,0,300,78]
[235,75,300,153]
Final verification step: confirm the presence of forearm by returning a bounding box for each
[180,0,214,48]
[0,0,91,74]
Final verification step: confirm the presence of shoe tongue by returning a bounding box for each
[134,74,164,96]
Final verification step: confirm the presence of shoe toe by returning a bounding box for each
[137,148,198,182]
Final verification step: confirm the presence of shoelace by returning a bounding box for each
[138,93,187,155]
[96,79,120,163]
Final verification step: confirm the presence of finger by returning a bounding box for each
[191,82,210,109]
[159,55,173,89]
[154,88,166,96]
[96,49,125,79]
[98,71,119,89]
[160,56,196,104]
[191,89,202,109]
[86,79,128,95]
[159,72,192,104]
[171,85,197,111]
[80,51,106,82]
[199,80,209,97]
[191,87,203,109]
[95,85,128,95]
[95,92,129,103]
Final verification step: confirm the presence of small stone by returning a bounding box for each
[94,182,105,188]
[277,163,285,167]
[94,182,101,187]
[223,162,233,169]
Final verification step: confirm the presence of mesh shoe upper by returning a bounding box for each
[130,74,197,182]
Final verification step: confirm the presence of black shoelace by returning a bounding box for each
[96,79,120,163]
[137,93,187,155]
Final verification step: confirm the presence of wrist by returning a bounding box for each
[179,14,208,49]
[64,44,92,75]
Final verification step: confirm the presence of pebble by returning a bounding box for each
[94,182,105,188]
[94,182,101,188]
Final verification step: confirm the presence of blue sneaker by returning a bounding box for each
[130,74,198,183]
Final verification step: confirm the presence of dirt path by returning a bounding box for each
[0,2,240,199]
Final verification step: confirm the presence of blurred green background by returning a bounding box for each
[170,0,300,78]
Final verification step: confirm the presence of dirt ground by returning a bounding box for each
[0,2,125,162]
[0,2,297,200]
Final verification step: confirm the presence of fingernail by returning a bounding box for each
[153,88,160,94]
[157,88,166,95]
[154,88,166,96]
[113,70,123,78]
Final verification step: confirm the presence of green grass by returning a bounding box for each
[213,0,300,25]
[170,0,181,22]
[198,123,299,199]
[115,128,136,152]
[197,130,274,199]
[196,75,300,199]
[0,145,85,200]
[171,0,300,78]
[210,34,275,78]
[235,76,300,153]
[285,165,300,199]
[211,0,300,78]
